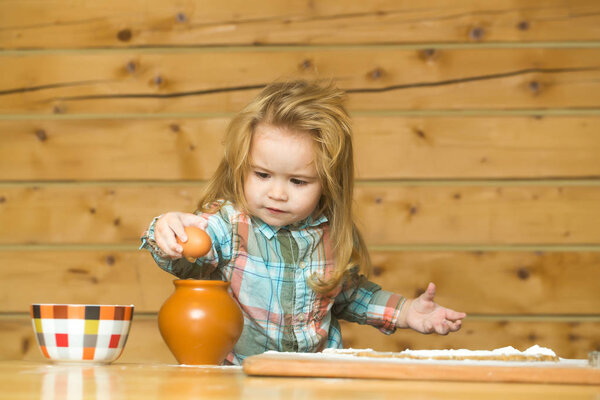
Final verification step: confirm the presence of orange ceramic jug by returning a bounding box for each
[158,279,244,365]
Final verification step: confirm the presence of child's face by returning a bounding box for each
[244,123,323,227]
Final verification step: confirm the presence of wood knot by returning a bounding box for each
[453,192,462,200]
[176,12,187,23]
[394,342,411,352]
[413,128,426,139]
[369,67,384,80]
[568,333,580,342]
[375,197,383,204]
[169,123,180,132]
[372,265,383,276]
[68,268,89,275]
[469,26,484,41]
[299,59,313,71]
[409,205,419,215]
[52,104,66,114]
[35,129,47,141]
[21,338,30,355]
[105,255,115,266]
[529,80,541,94]
[0,196,5,204]
[517,21,530,31]
[371,67,384,79]
[517,267,530,280]
[154,75,163,86]
[189,144,196,151]
[89,207,96,214]
[419,48,438,62]
[527,333,538,342]
[113,217,121,226]
[126,61,137,74]
[117,29,132,42]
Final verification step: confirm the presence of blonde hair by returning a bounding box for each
[197,79,371,293]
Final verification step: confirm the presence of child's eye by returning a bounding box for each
[255,171,269,179]
[291,178,307,185]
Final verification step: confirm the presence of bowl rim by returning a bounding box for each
[31,303,135,307]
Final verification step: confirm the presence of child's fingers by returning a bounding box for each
[446,309,467,321]
[181,213,208,230]
[422,320,434,334]
[169,222,187,244]
[446,319,462,332]
[155,233,182,258]
[434,321,450,335]
[434,318,463,335]
[153,212,209,259]
[155,213,186,257]
[420,282,436,302]
[164,213,188,243]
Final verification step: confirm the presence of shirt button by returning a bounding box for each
[297,314,305,322]
[299,261,306,269]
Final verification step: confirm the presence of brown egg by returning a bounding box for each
[177,226,212,259]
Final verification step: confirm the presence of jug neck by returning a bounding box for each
[173,279,230,291]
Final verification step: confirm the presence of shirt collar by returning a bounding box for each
[253,213,329,240]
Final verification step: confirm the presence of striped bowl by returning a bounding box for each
[30,304,134,363]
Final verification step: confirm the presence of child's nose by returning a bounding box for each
[268,182,288,201]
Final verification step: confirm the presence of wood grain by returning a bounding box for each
[2,315,597,362]
[0,250,598,314]
[368,251,600,314]
[1,48,599,114]
[1,0,599,48]
[355,185,600,245]
[242,353,600,384]
[0,251,174,313]
[3,116,600,180]
[0,118,228,181]
[2,184,600,245]
[0,0,598,383]
[1,361,598,400]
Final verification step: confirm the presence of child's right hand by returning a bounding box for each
[154,212,208,259]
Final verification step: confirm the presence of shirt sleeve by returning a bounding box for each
[139,207,233,279]
[332,268,407,335]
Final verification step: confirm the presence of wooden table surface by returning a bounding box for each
[1,360,598,400]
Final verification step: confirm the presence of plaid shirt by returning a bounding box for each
[140,202,406,365]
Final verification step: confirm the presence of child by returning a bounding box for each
[141,79,466,365]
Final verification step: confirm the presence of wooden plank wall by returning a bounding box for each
[1,0,599,363]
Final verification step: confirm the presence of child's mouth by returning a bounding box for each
[266,207,285,214]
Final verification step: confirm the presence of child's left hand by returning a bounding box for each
[402,282,466,335]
